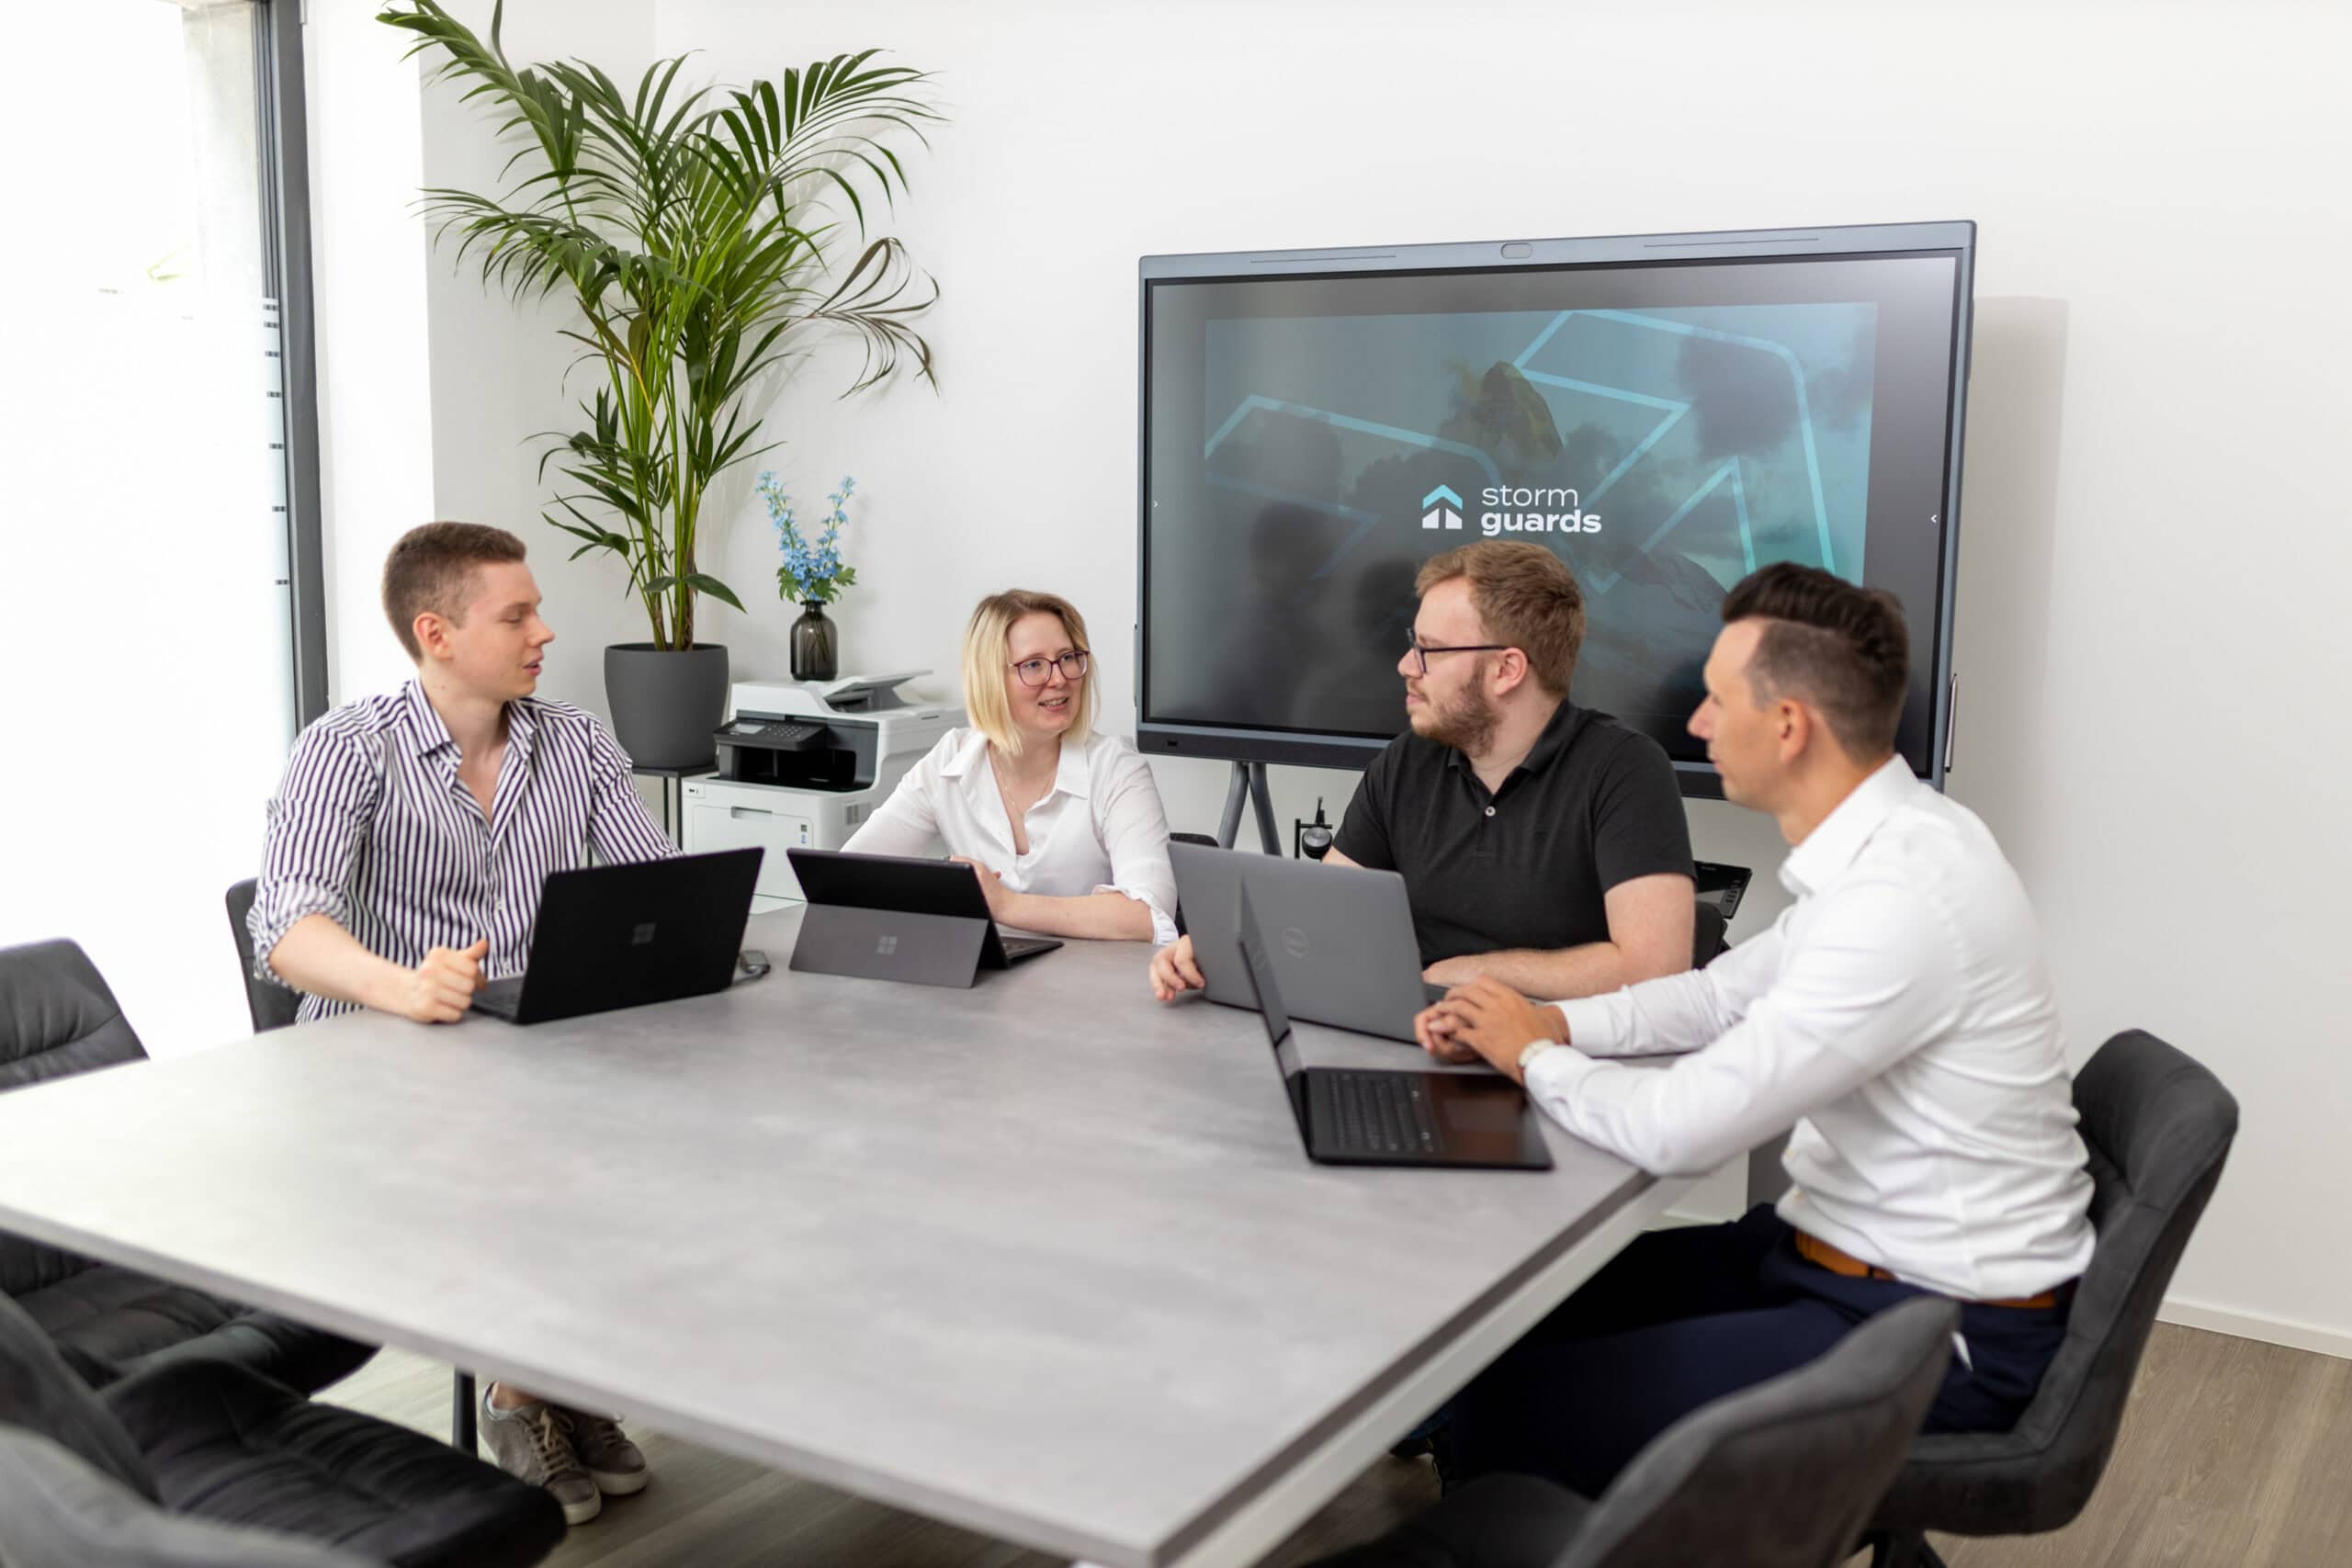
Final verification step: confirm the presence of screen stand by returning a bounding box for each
[1217,761,1282,855]
[788,905,990,988]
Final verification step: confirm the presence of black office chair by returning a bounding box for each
[1311,1295,1959,1568]
[0,1426,384,1568]
[0,938,375,1395]
[1863,1030,2237,1567]
[225,879,303,1033]
[1168,832,1220,937]
[1691,900,1727,967]
[0,1293,562,1568]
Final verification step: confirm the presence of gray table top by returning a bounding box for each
[0,908,1659,1566]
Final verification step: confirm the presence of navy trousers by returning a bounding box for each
[1443,1205,2073,1497]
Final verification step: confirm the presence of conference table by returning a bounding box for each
[0,906,1687,1568]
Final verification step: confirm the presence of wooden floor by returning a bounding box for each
[323,1321,2352,1567]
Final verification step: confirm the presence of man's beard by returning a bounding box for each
[1421,666,1498,756]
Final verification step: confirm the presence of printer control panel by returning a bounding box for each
[721,718,823,751]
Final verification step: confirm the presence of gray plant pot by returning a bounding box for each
[604,643,729,769]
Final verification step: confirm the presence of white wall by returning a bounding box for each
[332,1,2352,1348]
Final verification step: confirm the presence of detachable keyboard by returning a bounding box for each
[1000,931,1059,961]
[471,976,526,1019]
[1319,1069,1442,1156]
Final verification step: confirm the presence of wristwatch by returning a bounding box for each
[1517,1039,1560,1077]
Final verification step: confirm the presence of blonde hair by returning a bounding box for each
[960,590,1097,755]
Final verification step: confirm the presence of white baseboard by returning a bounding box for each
[2155,1296,2352,1362]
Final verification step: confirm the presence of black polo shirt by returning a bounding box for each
[1333,699,1693,965]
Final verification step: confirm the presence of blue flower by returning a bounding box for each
[764,473,860,605]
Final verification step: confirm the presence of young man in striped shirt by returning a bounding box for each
[248,522,674,1526]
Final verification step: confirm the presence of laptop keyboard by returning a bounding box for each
[1000,931,1057,959]
[1324,1070,1441,1156]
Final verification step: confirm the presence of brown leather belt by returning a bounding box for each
[1794,1231,2073,1310]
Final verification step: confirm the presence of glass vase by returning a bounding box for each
[790,602,839,682]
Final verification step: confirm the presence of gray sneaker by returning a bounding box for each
[480,1392,601,1526]
[561,1407,649,1496]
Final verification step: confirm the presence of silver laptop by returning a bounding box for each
[1170,841,1442,1043]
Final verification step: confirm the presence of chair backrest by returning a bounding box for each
[1167,834,1221,937]
[0,940,152,1301]
[1692,902,1728,968]
[225,880,302,1033]
[1871,1029,2238,1536]
[0,940,147,1095]
[1563,1295,1960,1568]
[0,1426,382,1568]
[0,1292,157,1502]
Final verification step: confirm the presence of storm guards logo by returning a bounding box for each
[1420,484,1464,531]
[1480,486,1602,536]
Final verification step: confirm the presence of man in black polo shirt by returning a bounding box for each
[1149,540,1695,1001]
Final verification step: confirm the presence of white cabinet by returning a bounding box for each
[683,777,816,904]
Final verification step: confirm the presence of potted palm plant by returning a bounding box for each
[379,2,940,765]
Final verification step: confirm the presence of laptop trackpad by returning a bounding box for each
[1438,1093,1522,1136]
[1429,1077,1549,1167]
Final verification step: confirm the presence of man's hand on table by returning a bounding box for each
[1417,976,1567,1081]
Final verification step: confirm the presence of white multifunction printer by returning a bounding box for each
[682,671,962,909]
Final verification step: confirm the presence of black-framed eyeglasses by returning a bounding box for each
[1010,649,1091,687]
[1403,633,1510,677]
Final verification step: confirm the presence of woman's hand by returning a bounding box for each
[949,856,1012,919]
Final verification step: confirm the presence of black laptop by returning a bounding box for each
[470,848,763,1024]
[1234,883,1551,1170]
[786,848,1062,988]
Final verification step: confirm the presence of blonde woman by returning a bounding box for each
[842,590,1177,942]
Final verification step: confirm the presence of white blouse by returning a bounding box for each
[842,728,1179,944]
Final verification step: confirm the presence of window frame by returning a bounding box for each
[255,0,328,728]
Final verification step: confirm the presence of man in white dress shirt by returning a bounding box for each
[1419,561,2095,1496]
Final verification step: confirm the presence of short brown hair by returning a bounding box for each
[1720,562,1909,761]
[382,522,526,660]
[960,589,1097,755]
[1414,541,1586,696]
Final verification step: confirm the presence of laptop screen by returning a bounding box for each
[1234,886,1315,1144]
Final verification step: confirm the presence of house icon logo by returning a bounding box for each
[1421,484,1464,531]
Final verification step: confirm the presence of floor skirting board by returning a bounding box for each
[2156,1296,2352,1363]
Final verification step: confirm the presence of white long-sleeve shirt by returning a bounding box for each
[1535,758,2096,1302]
[843,728,1180,945]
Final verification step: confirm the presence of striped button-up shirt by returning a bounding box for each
[249,680,675,1021]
